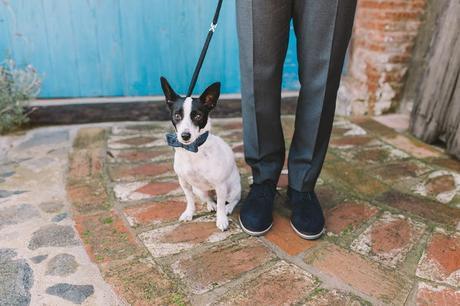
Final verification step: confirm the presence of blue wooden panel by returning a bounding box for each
[118,1,144,95]
[69,0,103,96]
[0,2,14,59]
[92,0,125,96]
[283,23,300,90]
[16,0,53,85]
[0,0,301,98]
[41,0,81,97]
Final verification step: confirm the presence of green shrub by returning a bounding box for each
[0,59,41,134]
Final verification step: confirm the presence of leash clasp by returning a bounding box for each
[209,22,217,33]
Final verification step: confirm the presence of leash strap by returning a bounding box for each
[186,0,224,97]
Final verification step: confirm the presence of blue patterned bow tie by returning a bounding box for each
[166,131,209,153]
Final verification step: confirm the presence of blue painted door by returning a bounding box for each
[0,0,300,98]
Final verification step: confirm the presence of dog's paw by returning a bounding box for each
[179,210,194,222]
[206,201,217,212]
[216,214,229,231]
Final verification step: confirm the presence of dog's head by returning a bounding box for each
[160,77,220,145]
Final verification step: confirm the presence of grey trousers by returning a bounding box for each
[236,0,357,192]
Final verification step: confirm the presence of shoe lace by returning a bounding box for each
[248,182,276,201]
[289,189,315,210]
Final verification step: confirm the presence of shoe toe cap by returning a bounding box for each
[240,210,272,232]
[291,213,324,236]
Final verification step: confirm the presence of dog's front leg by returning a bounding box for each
[178,177,195,221]
[215,184,229,231]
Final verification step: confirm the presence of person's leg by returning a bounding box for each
[288,0,357,239]
[236,0,292,235]
[289,0,357,192]
[236,0,292,185]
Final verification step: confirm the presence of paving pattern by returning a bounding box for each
[0,126,120,306]
[1,115,460,305]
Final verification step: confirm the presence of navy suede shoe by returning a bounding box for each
[287,187,325,240]
[239,181,277,236]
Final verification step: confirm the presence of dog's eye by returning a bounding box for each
[174,113,182,120]
[195,114,202,120]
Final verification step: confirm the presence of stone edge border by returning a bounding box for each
[27,95,298,125]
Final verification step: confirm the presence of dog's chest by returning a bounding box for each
[173,147,218,190]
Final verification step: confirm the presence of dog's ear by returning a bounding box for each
[199,82,220,110]
[160,77,179,108]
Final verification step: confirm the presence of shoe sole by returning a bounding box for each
[239,216,272,236]
[290,221,325,240]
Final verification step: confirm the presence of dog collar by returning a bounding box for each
[166,131,209,153]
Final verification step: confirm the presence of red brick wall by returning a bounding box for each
[338,0,427,115]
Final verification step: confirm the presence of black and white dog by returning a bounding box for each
[160,77,241,231]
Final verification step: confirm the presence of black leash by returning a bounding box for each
[186,0,224,97]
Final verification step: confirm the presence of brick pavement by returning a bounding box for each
[4,115,458,305]
[62,115,460,305]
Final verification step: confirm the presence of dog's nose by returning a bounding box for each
[181,131,191,141]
